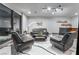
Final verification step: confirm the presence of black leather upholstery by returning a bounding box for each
[50,32,76,52]
[30,28,49,41]
[11,32,34,52]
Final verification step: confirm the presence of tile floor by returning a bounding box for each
[19,35,77,55]
[0,34,77,55]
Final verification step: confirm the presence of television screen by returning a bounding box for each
[0,4,11,46]
[0,4,11,28]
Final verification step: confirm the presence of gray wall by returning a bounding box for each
[28,16,71,33]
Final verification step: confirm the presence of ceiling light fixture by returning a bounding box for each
[42,5,63,15]
[47,7,51,11]
[74,12,78,15]
[28,11,31,14]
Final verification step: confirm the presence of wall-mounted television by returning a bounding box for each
[0,3,11,36]
[0,4,11,28]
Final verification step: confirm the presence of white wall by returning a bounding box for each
[22,13,28,33]
[28,17,47,32]
[13,17,20,31]
[70,16,78,28]
[21,15,78,33]
[28,16,71,33]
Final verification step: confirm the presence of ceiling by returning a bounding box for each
[4,3,79,17]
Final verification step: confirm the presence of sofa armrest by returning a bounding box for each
[50,37,60,43]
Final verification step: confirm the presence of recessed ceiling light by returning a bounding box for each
[47,7,51,11]
[52,12,55,15]
[28,11,31,14]
[74,12,78,15]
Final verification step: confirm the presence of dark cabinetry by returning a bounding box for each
[59,28,78,35]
